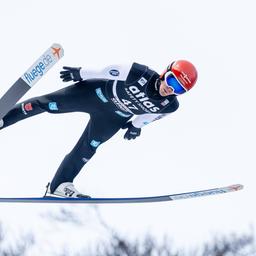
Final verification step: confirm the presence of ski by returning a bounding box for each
[0,184,243,204]
[0,43,64,119]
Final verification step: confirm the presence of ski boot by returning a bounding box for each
[44,182,91,198]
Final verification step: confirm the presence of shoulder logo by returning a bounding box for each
[109,69,120,76]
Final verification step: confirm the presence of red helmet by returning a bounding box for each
[160,60,198,92]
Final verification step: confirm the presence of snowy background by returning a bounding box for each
[0,0,255,254]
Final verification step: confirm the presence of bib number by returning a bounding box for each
[121,99,138,110]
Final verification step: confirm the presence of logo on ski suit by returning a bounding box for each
[124,85,160,113]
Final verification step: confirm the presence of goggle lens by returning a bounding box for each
[165,73,186,95]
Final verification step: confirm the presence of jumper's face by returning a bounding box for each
[159,80,174,97]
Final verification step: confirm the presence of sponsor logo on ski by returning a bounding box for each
[19,44,63,89]
[23,54,54,85]
[51,47,62,59]
[169,189,226,200]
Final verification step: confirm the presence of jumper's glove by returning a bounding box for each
[60,66,82,82]
[122,121,141,140]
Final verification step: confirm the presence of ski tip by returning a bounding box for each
[228,184,244,191]
[51,43,63,49]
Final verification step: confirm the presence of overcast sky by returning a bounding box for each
[0,0,255,254]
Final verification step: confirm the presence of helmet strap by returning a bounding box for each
[160,61,175,81]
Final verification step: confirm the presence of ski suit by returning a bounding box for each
[1,63,179,192]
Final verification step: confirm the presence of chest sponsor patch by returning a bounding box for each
[138,77,147,86]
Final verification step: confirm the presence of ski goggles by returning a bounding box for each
[164,71,187,95]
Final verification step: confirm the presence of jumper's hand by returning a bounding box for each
[122,121,141,140]
[60,66,82,82]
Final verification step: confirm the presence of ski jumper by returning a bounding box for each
[1,63,179,192]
